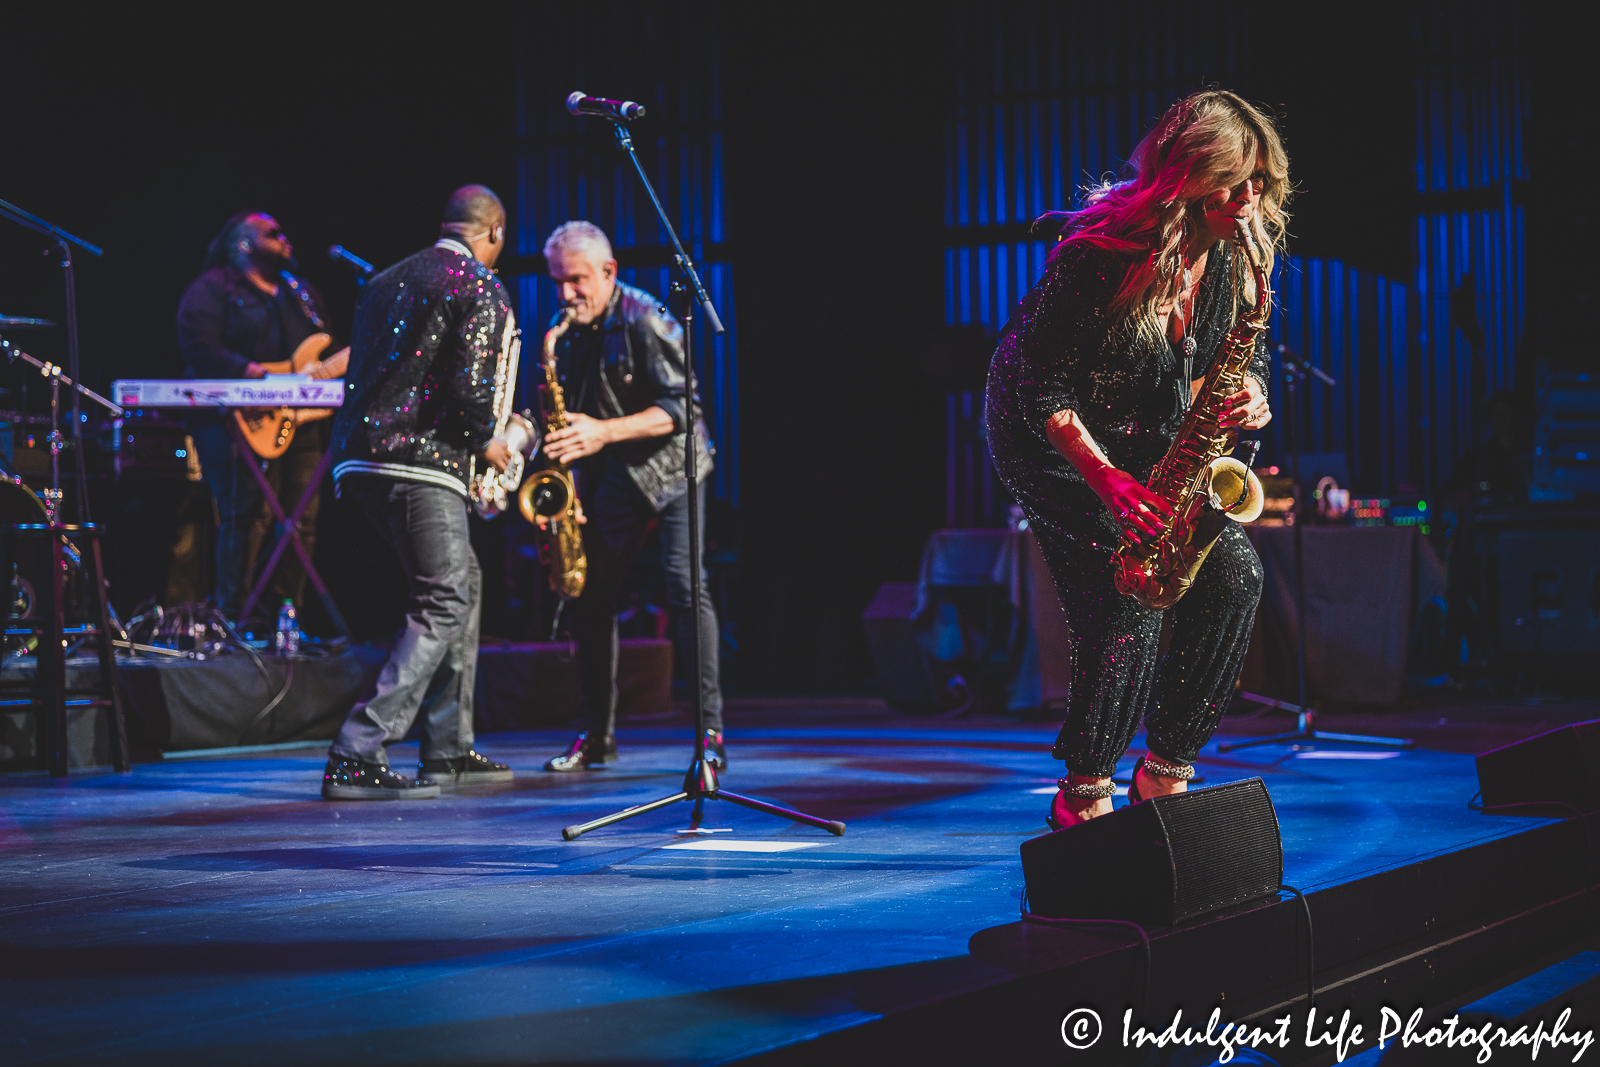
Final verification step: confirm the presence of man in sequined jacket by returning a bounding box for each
[537,221,724,773]
[320,185,517,800]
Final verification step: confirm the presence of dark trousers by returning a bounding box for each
[192,419,322,620]
[1034,519,1263,777]
[576,463,722,738]
[330,478,481,766]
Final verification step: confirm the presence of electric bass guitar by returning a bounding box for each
[235,333,350,458]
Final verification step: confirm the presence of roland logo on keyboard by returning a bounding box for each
[109,379,344,408]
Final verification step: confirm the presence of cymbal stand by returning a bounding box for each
[0,339,125,520]
[1219,345,1412,753]
[559,113,843,841]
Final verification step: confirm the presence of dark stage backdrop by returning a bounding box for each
[1,4,1588,692]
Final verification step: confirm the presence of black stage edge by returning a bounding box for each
[0,648,388,764]
[0,639,672,768]
[751,813,1600,1065]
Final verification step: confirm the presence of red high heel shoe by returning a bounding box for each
[1047,777,1117,831]
[1128,753,1196,804]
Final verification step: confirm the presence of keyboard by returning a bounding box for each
[112,376,345,408]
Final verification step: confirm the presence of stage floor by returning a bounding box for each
[1,700,1592,1065]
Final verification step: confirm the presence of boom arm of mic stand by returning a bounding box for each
[0,198,104,256]
[606,121,725,335]
[1275,345,1337,387]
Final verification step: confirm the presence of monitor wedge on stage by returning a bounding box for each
[1476,720,1600,816]
[1020,777,1283,926]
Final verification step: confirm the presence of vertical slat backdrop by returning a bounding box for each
[942,1,1528,521]
[1412,0,1528,496]
[943,0,1248,526]
[514,5,738,506]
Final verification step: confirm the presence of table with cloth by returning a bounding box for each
[886,524,1445,714]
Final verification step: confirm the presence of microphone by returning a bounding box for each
[566,91,646,122]
[328,245,374,278]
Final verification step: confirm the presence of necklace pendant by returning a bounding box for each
[1181,336,1197,359]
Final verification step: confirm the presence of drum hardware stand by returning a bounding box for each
[1220,346,1412,753]
[0,206,130,776]
[2,523,130,776]
[559,103,843,841]
[230,426,351,639]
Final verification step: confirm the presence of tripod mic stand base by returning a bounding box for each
[561,759,847,841]
[1217,692,1414,753]
[1218,729,1415,753]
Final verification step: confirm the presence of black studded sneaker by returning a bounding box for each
[419,750,514,790]
[322,757,441,801]
[544,731,617,772]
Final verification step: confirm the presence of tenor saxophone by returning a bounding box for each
[1112,217,1267,610]
[516,308,587,600]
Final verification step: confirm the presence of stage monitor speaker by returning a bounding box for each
[1021,778,1283,926]
[1476,720,1600,815]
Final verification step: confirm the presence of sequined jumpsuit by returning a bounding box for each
[985,238,1269,777]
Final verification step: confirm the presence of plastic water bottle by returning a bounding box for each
[275,599,299,655]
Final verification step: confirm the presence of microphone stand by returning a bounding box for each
[560,115,843,841]
[328,245,375,288]
[0,201,129,779]
[0,197,104,525]
[1220,345,1412,753]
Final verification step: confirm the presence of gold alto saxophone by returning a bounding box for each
[516,308,588,600]
[1112,217,1267,610]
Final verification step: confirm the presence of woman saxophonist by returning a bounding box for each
[985,90,1288,830]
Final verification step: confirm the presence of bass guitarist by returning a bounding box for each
[176,212,345,623]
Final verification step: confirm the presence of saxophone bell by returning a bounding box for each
[1205,456,1264,523]
[518,468,574,523]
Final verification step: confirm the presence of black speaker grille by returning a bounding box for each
[1154,779,1283,923]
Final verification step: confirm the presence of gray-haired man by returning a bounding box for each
[537,221,724,771]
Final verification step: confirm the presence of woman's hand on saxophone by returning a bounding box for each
[1218,374,1271,430]
[1045,407,1170,542]
[1086,467,1171,543]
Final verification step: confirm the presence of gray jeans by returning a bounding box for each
[330,477,481,765]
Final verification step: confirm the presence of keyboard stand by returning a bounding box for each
[232,422,351,638]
